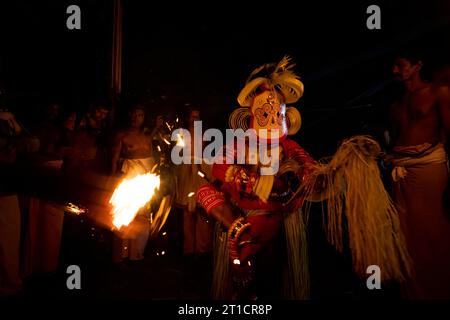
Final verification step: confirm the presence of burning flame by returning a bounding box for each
[65,203,86,215]
[109,173,160,229]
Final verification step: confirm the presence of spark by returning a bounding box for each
[197,171,205,178]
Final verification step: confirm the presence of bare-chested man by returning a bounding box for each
[111,104,154,176]
[111,104,154,261]
[387,50,450,299]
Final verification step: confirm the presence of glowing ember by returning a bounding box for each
[65,203,87,215]
[109,173,160,229]
[157,145,161,152]
[187,192,195,197]
[163,138,171,145]
[197,171,205,178]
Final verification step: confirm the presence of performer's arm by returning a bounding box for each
[196,184,256,261]
[282,139,316,180]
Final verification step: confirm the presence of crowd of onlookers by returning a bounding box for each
[0,99,172,174]
[0,97,214,271]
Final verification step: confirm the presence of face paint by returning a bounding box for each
[250,90,287,141]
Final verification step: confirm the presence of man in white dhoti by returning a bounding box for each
[111,104,155,260]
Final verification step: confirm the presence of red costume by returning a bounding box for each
[197,56,411,299]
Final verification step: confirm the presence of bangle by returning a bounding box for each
[227,217,251,262]
[227,217,245,240]
[238,239,253,248]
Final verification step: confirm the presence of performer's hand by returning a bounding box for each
[231,259,255,299]
[233,167,258,195]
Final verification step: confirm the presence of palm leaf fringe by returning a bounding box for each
[301,135,413,281]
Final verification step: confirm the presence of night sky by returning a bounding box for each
[1,0,449,157]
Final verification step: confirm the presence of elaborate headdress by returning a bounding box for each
[229,55,303,140]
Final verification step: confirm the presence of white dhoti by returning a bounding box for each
[121,157,154,177]
[117,157,154,261]
[388,143,450,298]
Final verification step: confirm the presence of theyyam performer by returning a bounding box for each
[196,56,412,299]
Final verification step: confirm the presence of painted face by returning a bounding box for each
[250,90,287,141]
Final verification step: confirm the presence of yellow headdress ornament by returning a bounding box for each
[230,56,304,138]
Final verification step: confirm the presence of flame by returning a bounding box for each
[109,173,160,229]
[65,203,86,215]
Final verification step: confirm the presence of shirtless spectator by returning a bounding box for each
[111,103,154,261]
[78,101,109,133]
[63,101,109,173]
[385,48,450,299]
[111,103,154,176]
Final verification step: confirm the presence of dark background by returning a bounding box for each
[1,0,449,157]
